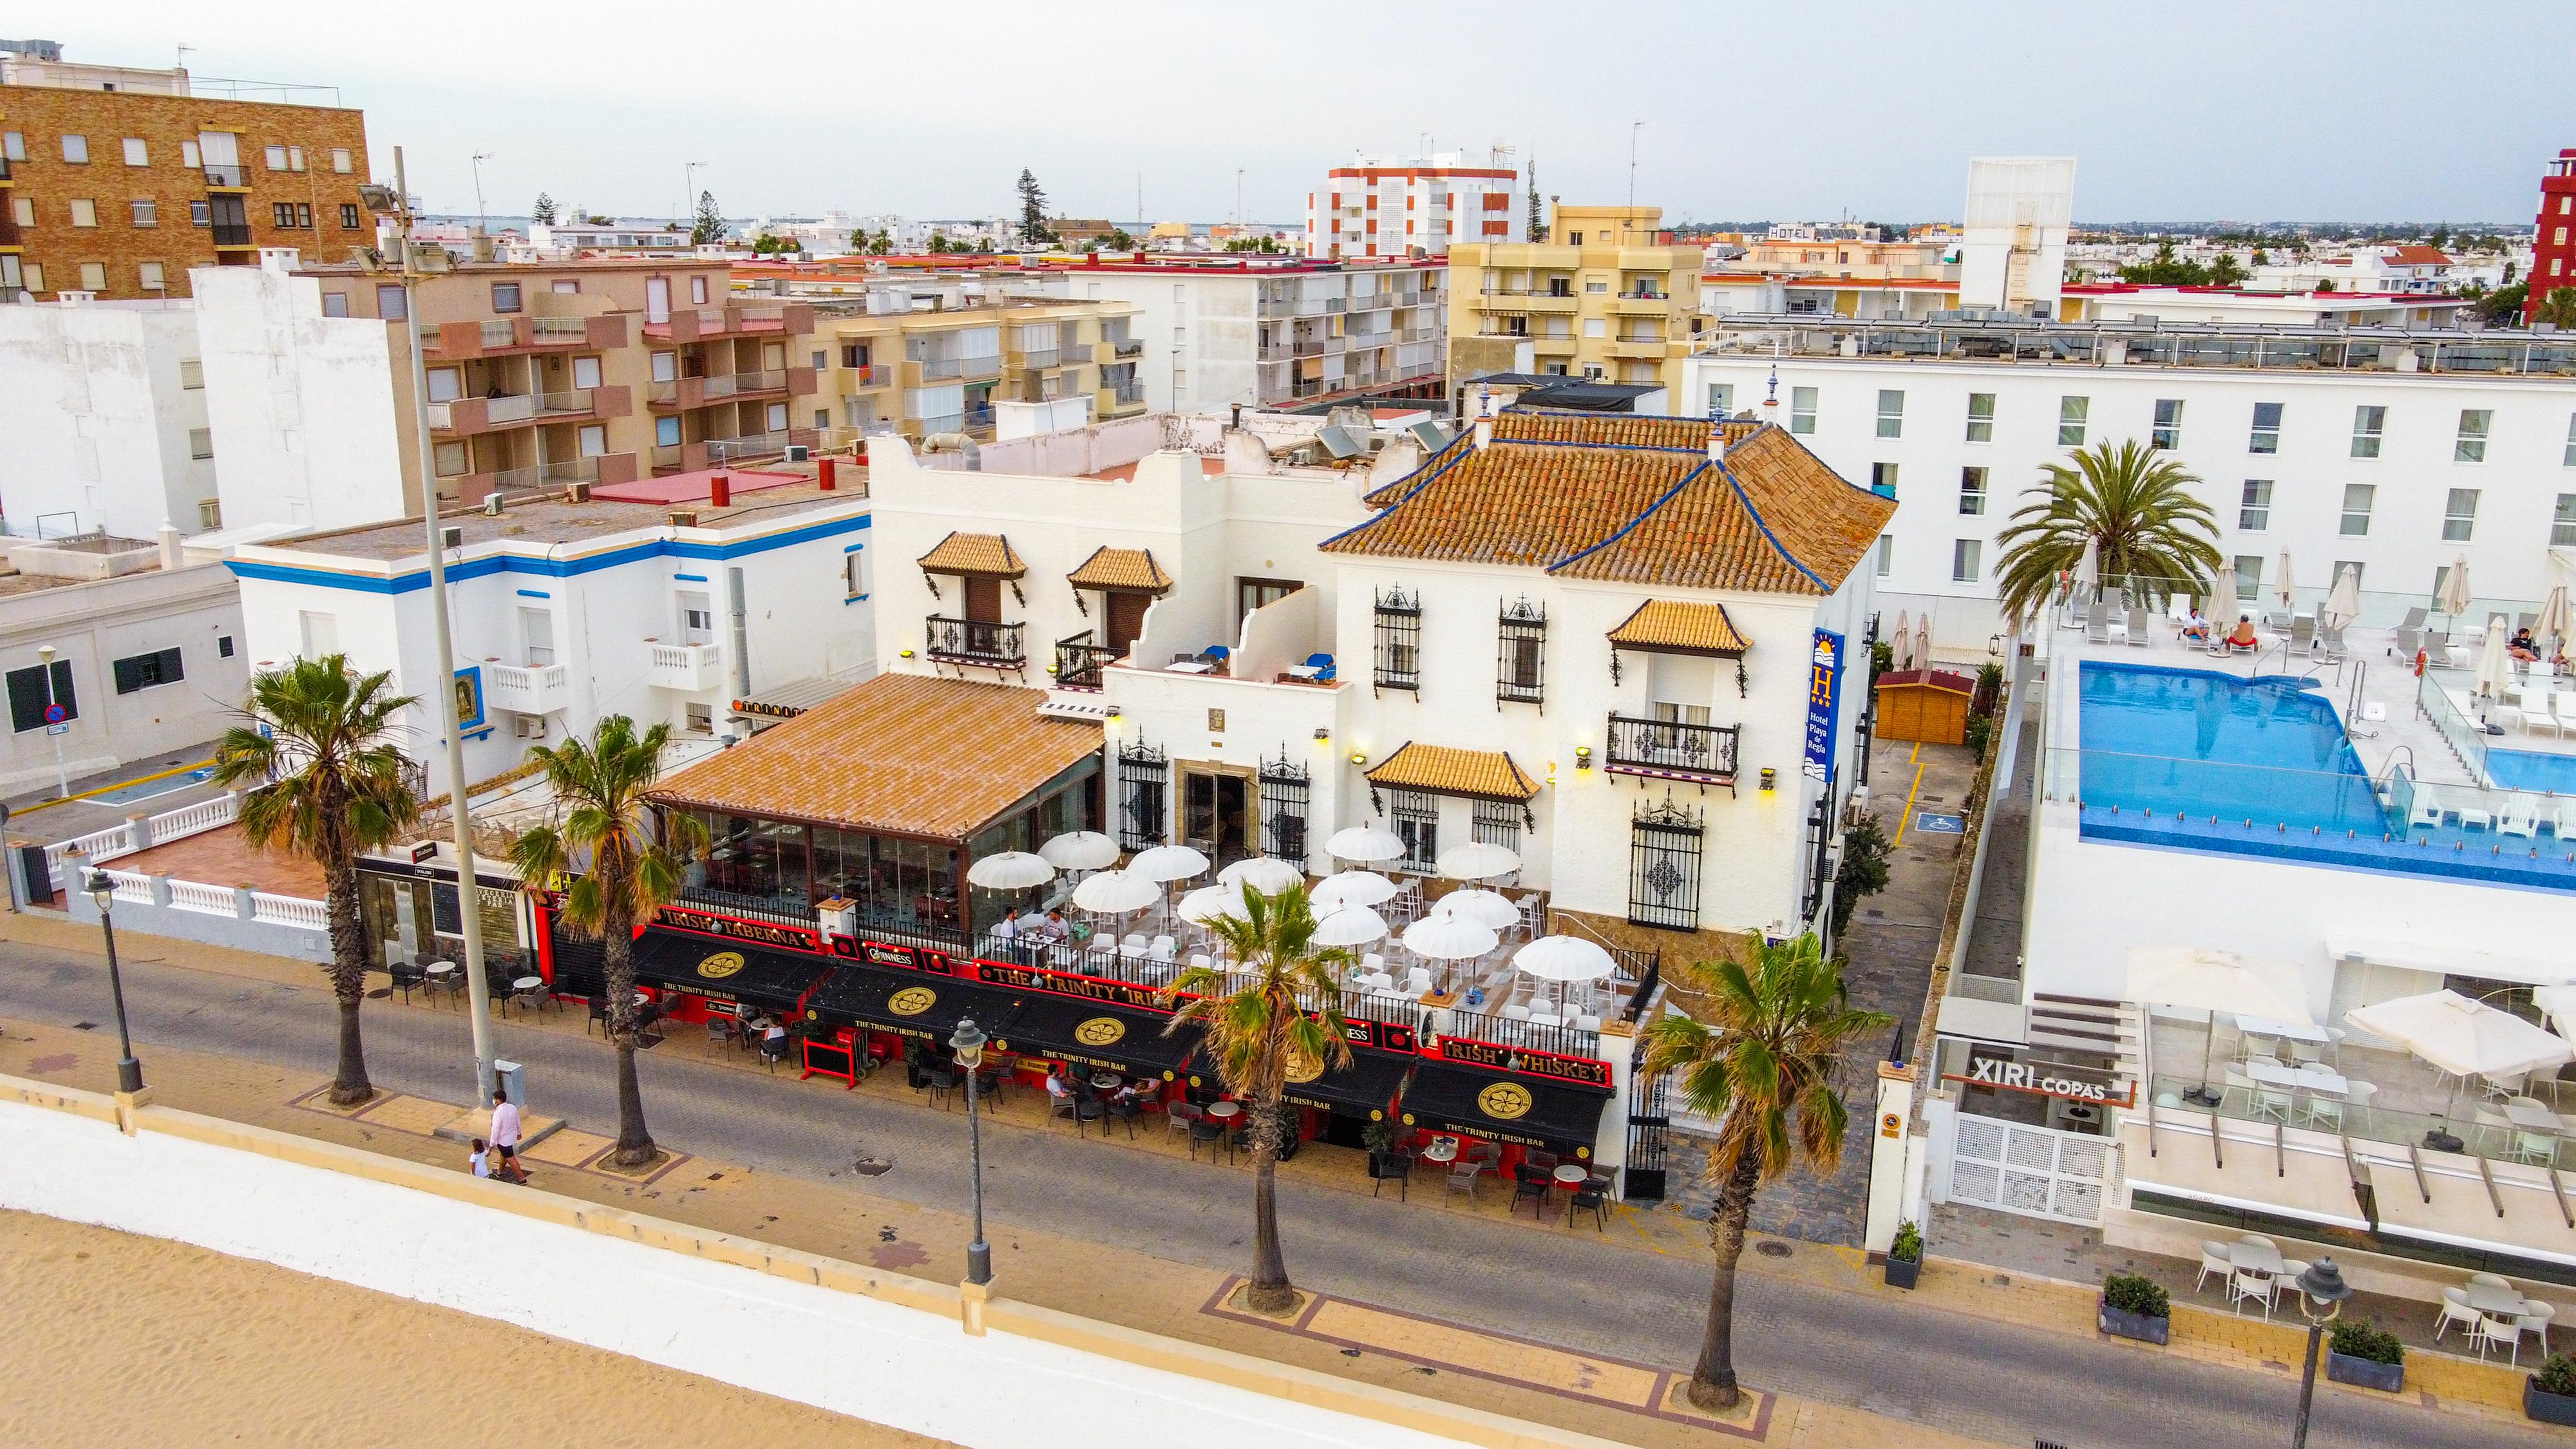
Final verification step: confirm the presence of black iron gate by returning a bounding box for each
[1117,739,1167,851]
[1258,753,1310,862]
[1625,1037,1672,1203]
[1627,794,1705,931]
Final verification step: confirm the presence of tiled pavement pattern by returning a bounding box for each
[0,922,2557,1446]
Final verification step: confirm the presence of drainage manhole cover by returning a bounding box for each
[852,1157,893,1176]
[1755,1240,1792,1258]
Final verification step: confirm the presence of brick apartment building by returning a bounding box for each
[0,46,368,301]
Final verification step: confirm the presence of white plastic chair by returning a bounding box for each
[1361,952,1386,972]
[2409,784,2446,830]
[2229,1267,2277,1319]
[1501,1003,1531,1021]
[1149,935,1177,961]
[2500,792,2543,839]
[1571,1013,1602,1031]
[2196,1241,2233,1292]
[1187,952,1211,971]
[1403,966,1433,992]
[1122,932,1148,951]
[2436,1287,2488,1344]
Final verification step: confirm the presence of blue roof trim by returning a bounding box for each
[1542,460,1712,574]
[223,510,869,596]
[1319,430,1478,549]
[1711,454,1830,591]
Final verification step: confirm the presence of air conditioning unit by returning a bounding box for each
[529,717,547,739]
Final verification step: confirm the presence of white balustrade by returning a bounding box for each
[166,880,240,916]
[249,891,330,930]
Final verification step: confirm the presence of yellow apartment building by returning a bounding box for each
[1444,205,1697,396]
[810,294,1145,443]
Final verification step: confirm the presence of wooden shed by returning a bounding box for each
[1873,668,1974,746]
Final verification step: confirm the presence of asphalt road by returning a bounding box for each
[0,935,2548,1449]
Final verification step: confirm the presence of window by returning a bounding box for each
[1951,538,1981,583]
[2339,483,2374,536]
[571,355,601,389]
[264,144,289,171]
[111,647,184,695]
[12,196,30,227]
[1964,392,1994,442]
[299,611,339,659]
[1,132,21,161]
[1875,388,1904,438]
[77,262,106,291]
[179,359,204,389]
[138,261,164,292]
[2237,480,2271,531]
[689,274,709,305]
[1705,382,1733,417]
[21,263,41,292]
[1875,535,1893,578]
[180,139,197,169]
[490,281,522,313]
[2333,562,2365,594]
[845,546,871,600]
[189,200,208,227]
[577,424,607,457]
[339,202,360,230]
[1496,597,1545,705]
[2555,494,2576,547]
[1471,799,1520,856]
[271,202,296,228]
[2233,554,2264,598]
[433,441,468,477]
[68,198,97,228]
[1790,386,1817,435]
[319,290,347,317]
[61,135,88,164]
[375,283,406,320]
[765,401,788,430]
[520,607,554,667]
[655,415,682,446]
[424,366,461,403]
[287,146,305,172]
[122,137,147,166]
[1958,466,1987,515]
[1387,790,1439,873]
[129,198,155,227]
[650,351,677,383]
[188,428,213,460]
[1627,797,1703,931]
[2151,398,2183,449]
[2351,405,2384,458]
[1372,586,1420,690]
[2454,408,2491,463]
[217,635,234,658]
[5,659,77,734]
[685,703,714,734]
[2249,401,2281,454]
[2058,395,2088,446]
[1870,462,1898,498]
[2566,415,2576,467]
[331,147,352,173]
[1582,317,1606,338]
[2443,488,2479,542]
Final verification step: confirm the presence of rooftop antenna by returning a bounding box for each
[470,152,493,234]
[175,44,193,71]
[1627,120,1643,236]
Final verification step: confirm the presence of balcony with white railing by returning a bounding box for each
[484,660,571,716]
[646,640,723,692]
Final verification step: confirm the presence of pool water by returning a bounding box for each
[2487,749,2576,795]
[2077,662,2390,834]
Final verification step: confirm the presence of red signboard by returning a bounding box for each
[1429,1034,1614,1092]
[654,903,822,954]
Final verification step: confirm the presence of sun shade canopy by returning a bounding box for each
[1065,545,1172,594]
[1605,599,1750,658]
[917,531,1026,578]
[1364,743,1540,802]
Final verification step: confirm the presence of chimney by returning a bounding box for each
[155,519,184,571]
[668,509,699,528]
[708,472,731,507]
[817,457,837,491]
[1707,419,1729,463]
[1472,384,1494,450]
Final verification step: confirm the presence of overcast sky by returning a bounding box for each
[51,1,2576,227]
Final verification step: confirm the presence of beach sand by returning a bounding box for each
[0,1209,957,1449]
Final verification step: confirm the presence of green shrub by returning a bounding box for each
[1871,639,1894,676]
[1890,1220,1922,1264]
[2102,1273,2170,1318]
[1971,661,2003,717]
[2535,1354,2576,1397]
[1829,813,1891,937]
[1964,714,1994,762]
[2329,1318,2403,1366]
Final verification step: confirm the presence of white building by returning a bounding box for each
[1685,314,2576,657]
[0,297,217,538]
[1957,156,2075,317]
[1303,153,1519,260]
[1070,258,1446,413]
[225,463,872,797]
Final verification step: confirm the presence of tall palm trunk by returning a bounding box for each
[318,820,374,1106]
[1686,1151,1766,1410]
[598,896,657,1166]
[1244,1088,1295,1313]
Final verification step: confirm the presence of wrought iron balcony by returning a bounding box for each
[1052,632,1118,690]
[927,615,1025,667]
[1604,712,1740,785]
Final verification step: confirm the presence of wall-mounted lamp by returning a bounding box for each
[1044,663,1059,676]
[1104,705,1122,718]
[1758,767,1777,792]
[1312,727,1330,742]
[1573,744,1593,770]
[1349,751,1367,766]
[898,648,916,659]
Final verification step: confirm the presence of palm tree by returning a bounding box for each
[2537,286,2576,332]
[509,715,704,1167]
[1643,933,1889,1410]
[1160,884,1353,1314]
[212,656,420,1106]
[1992,438,2224,627]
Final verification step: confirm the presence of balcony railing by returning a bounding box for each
[1052,633,1119,690]
[211,222,254,247]
[485,661,571,716]
[1110,338,1142,358]
[646,640,724,692]
[918,356,963,380]
[485,458,596,493]
[531,315,592,342]
[1109,383,1146,406]
[848,363,887,386]
[1014,347,1061,370]
[706,426,817,464]
[1604,713,1741,784]
[927,615,1025,667]
[202,164,248,188]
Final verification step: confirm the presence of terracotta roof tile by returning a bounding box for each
[917,531,1025,578]
[1363,743,1540,801]
[1492,410,1711,450]
[1064,545,1172,594]
[1553,425,1892,594]
[1606,600,1750,656]
[649,674,1099,841]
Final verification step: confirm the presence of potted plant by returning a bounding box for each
[2529,1354,2576,1426]
[1884,1220,1924,1289]
[2098,1273,2171,1345]
[2325,1318,2404,1392]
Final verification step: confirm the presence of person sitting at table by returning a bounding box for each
[2510,627,2541,663]
[991,907,1027,963]
[2223,615,2259,652]
[1043,1065,1071,1106]
[761,1018,788,1050]
[1034,908,1071,943]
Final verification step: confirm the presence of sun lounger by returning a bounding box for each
[2126,605,2152,647]
[2086,598,2110,642]
[2289,615,2316,654]
[2553,798,2576,840]
[2519,694,2561,737]
[2501,793,2542,840]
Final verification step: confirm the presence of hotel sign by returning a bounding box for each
[652,904,822,954]
[1802,629,1845,784]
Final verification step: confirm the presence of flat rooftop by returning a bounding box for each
[1696,313,2576,377]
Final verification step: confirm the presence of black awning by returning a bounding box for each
[808,965,1027,1045]
[631,930,837,1014]
[1398,1063,1615,1160]
[1000,992,1199,1079]
[1285,1049,1413,1120]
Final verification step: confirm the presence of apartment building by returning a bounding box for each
[1303,153,1519,260]
[808,287,1144,443]
[0,296,216,537]
[1446,205,1695,394]
[1070,257,1447,413]
[0,46,368,301]
[1685,312,2576,655]
[2530,146,2576,319]
[290,256,817,510]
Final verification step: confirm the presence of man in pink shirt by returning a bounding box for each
[489,1087,527,1184]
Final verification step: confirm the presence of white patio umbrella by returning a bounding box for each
[2345,989,2576,1145]
[1326,824,1406,863]
[2318,564,2362,653]
[2539,552,2576,658]
[1311,869,1400,911]
[1039,830,1120,870]
[1889,610,1915,670]
[1312,904,1388,948]
[2206,565,2240,644]
[2530,983,2576,1045]
[2437,554,2475,622]
[1217,855,1305,895]
[2124,945,2313,1103]
[2474,615,2512,699]
[2273,549,2296,616]
[1070,867,1160,915]
[1435,841,1521,880]
[2070,538,2101,625]
[1401,911,1497,961]
[1515,934,1617,981]
[1913,612,1932,672]
[1127,844,1209,883]
[965,851,1055,889]
[1176,882,1253,925]
[1438,888,1522,930]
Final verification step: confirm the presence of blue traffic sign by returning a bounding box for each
[43,703,67,724]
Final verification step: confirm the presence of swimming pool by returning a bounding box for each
[2487,748,2576,795]
[2076,662,2391,833]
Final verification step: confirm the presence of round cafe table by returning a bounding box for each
[1090,1072,1122,1092]
[1205,1100,1242,1121]
[1553,1164,1590,1188]
[1422,1137,1460,1164]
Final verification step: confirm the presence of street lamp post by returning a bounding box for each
[949,1017,992,1285]
[35,643,66,799]
[82,867,144,1094]
[2289,1256,2352,1449]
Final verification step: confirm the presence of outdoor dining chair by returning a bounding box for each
[2228,1267,2278,1319]
[1510,1164,1549,1218]
[1566,1177,1611,1231]
[2436,1288,2489,1346]
[1444,1159,1486,1204]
